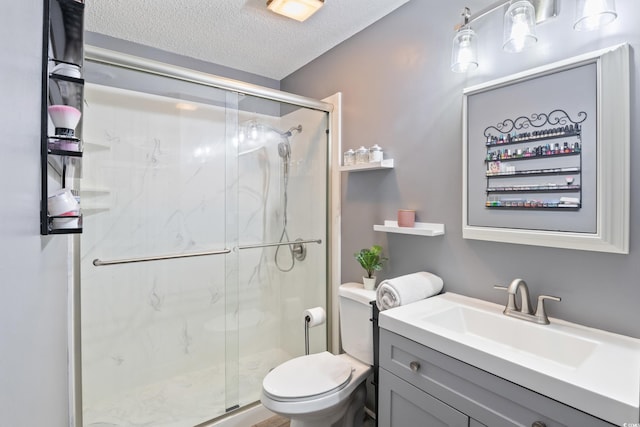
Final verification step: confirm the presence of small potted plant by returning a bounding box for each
[354,245,388,290]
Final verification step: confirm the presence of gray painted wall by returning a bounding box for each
[0,0,71,424]
[282,0,640,338]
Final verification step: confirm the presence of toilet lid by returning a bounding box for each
[263,351,353,400]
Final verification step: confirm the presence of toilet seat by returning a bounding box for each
[263,351,353,401]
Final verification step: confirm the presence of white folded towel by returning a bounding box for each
[376,271,444,311]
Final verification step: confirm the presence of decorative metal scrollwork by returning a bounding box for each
[484,109,587,139]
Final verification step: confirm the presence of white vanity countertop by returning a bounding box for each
[378,292,640,426]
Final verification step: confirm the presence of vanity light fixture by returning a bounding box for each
[451,0,618,73]
[266,0,324,22]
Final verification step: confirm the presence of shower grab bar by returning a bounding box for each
[237,238,322,250]
[92,248,231,266]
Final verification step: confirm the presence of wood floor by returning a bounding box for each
[252,415,290,427]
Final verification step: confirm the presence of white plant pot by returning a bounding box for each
[363,276,377,290]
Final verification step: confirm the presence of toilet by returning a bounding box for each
[260,283,376,427]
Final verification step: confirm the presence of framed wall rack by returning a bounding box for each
[462,44,629,254]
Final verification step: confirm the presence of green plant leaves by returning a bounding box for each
[354,245,388,278]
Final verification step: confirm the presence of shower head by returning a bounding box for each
[278,125,300,160]
[278,140,291,159]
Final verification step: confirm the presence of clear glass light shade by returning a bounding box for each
[573,0,617,31]
[503,0,538,53]
[451,28,479,73]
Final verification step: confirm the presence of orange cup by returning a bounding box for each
[397,209,416,227]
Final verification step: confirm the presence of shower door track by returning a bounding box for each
[85,46,333,113]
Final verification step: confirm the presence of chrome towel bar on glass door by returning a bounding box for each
[237,238,322,250]
[92,248,231,266]
[92,239,322,267]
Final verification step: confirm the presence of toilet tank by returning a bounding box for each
[338,282,376,365]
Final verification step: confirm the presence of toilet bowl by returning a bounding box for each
[261,352,371,427]
[261,283,376,427]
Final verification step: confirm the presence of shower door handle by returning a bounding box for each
[237,238,322,250]
[92,248,231,266]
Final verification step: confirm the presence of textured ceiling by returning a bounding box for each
[85,0,412,80]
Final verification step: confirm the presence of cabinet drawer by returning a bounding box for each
[380,328,614,427]
[378,368,468,427]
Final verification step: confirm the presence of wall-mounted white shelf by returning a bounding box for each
[374,220,445,236]
[340,159,394,172]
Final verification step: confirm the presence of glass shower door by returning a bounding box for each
[233,95,329,408]
[81,71,241,426]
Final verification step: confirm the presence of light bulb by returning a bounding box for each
[451,28,478,73]
[510,13,530,51]
[503,1,537,53]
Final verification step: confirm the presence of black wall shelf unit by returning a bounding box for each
[40,0,85,235]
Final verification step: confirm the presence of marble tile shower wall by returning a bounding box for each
[80,84,327,414]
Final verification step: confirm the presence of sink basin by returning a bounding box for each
[379,292,640,426]
[422,305,598,368]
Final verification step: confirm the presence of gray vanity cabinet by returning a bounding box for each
[378,328,615,427]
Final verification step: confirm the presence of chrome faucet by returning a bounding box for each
[494,279,561,325]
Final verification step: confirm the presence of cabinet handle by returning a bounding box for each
[531,422,547,427]
[409,361,420,372]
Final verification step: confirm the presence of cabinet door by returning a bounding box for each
[378,368,468,427]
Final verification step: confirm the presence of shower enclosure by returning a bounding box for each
[78,49,331,426]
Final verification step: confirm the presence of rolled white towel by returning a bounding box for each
[376,271,444,311]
